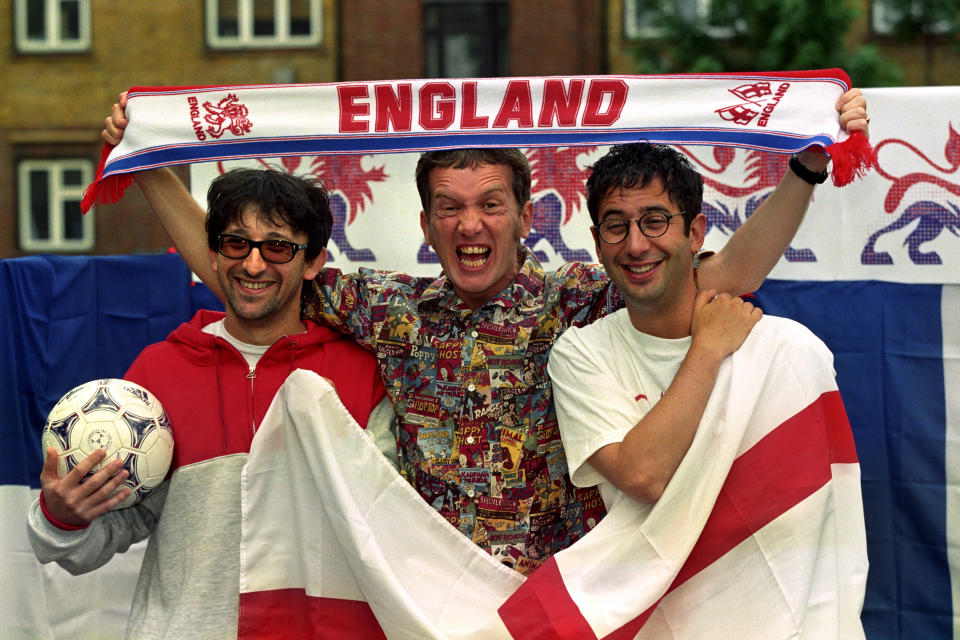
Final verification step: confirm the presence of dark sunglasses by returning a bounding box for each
[216,234,308,264]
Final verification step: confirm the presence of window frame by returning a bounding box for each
[423,0,510,78]
[18,159,95,253]
[870,0,954,36]
[205,0,324,49]
[14,0,91,53]
[623,0,731,39]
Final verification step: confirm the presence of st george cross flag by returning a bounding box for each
[238,315,867,639]
[81,68,874,212]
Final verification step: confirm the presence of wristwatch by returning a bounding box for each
[789,154,828,185]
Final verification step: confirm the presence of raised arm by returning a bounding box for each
[102,93,220,296]
[698,88,870,295]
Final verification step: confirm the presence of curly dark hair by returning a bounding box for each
[586,143,702,234]
[205,168,331,261]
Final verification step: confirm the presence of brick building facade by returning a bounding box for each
[1,0,956,258]
[1,0,339,257]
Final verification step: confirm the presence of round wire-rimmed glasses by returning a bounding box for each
[593,212,683,244]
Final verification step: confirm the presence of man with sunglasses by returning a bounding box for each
[546,144,866,634]
[28,169,392,640]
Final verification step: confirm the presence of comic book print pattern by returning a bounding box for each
[304,248,619,575]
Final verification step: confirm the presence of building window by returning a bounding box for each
[871,0,953,35]
[206,0,322,48]
[624,0,715,38]
[18,160,94,252]
[15,0,90,53]
[424,0,509,78]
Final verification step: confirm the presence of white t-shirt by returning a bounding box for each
[547,309,691,510]
[202,318,271,370]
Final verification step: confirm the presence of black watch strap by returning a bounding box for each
[789,154,828,185]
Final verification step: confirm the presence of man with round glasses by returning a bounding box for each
[29,168,392,639]
[547,143,866,634]
[552,142,763,504]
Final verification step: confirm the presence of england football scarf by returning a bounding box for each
[82,69,874,212]
[238,315,867,639]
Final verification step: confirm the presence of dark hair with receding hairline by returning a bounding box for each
[586,143,703,235]
[415,148,531,216]
[205,168,332,261]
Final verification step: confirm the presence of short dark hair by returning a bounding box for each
[415,148,531,215]
[586,143,702,234]
[206,168,331,260]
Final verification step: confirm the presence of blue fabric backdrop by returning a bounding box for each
[753,281,953,638]
[0,254,222,488]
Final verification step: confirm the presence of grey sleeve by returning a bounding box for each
[364,397,400,471]
[26,482,168,575]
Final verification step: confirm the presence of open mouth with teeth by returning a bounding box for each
[238,278,272,291]
[457,246,490,268]
[624,263,657,275]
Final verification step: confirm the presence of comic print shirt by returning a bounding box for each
[303,248,621,574]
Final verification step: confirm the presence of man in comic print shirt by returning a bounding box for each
[102,89,869,575]
[304,152,615,571]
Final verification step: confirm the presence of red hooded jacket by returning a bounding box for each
[125,309,387,471]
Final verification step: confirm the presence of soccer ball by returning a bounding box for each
[42,378,174,510]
